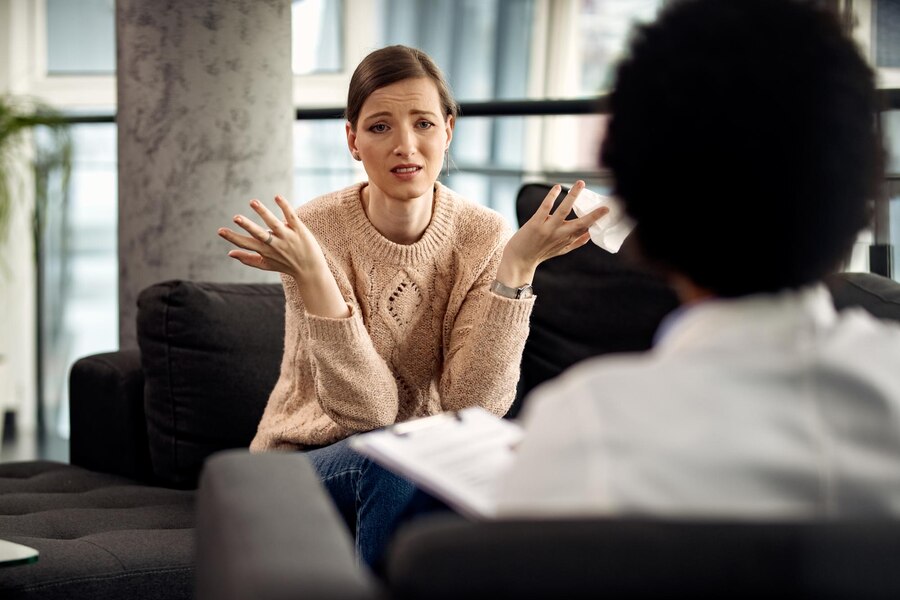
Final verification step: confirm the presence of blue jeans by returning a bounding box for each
[306,437,428,570]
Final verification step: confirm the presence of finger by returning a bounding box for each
[249,199,286,233]
[553,180,586,219]
[555,231,592,258]
[573,205,609,228]
[570,230,592,249]
[219,225,267,251]
[227,249,271,268]
[530,184,562,221]
[227,249,288,272]
[274,195,301,230]
[233,213,274,246]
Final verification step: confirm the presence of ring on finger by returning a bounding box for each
[263,229,273,245]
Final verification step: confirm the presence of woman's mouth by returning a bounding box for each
[391,165,423,179]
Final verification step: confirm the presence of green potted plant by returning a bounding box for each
[0,95,72,251]
[0,95,72,444]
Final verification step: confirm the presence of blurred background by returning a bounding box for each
[0,0,897,461]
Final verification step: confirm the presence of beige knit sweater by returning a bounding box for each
[250,182,535,451]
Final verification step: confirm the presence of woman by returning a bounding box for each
[218,45,605,564]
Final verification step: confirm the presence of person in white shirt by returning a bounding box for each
[496,0,900,519]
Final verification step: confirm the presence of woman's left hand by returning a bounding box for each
[496,180,608,287]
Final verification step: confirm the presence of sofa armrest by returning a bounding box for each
[387,517,900,600]
[69,349,156,482]
[195,450,384,600]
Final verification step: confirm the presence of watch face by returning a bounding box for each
[491,279,533,299]
[516,285,534,299]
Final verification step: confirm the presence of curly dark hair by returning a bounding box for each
[600,0,883,297]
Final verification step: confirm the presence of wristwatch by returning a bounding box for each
[490,279,534,300]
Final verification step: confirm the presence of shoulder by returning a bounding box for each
[437,183,512,254]
[296,182,363,221]
[522,353,649,417]
[532,352,657,400]
[293,182,365,242]
[519,348,706,431]
[826,307,900,362]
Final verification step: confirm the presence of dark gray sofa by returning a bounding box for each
[0,281,287,599]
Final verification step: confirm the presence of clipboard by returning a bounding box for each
[349,407,523,520]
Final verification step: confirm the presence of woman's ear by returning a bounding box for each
[444,115,455,149]
[345,121,360,160]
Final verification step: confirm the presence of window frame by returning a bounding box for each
[17,0,116,108]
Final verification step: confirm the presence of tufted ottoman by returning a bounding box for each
[0,461,194,599]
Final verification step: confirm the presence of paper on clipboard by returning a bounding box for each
[349,407,523,520]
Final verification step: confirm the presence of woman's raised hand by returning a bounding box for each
[496,181,609,287]
[218,196,350,318]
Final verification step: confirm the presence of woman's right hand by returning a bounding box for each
[218,195,350,318]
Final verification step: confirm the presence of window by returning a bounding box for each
[875,0,900,68]
[35,122,118,443]
[578,0,663,95]
[292,0,343,74]
[46,0,116,75]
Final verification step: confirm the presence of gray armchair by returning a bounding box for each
[197,449,900,599]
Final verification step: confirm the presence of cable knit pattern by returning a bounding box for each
[250,182,534,451]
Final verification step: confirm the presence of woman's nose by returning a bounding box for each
[392,126,416,156]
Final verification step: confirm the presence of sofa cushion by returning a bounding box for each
[512,183,679,417]
[137,280,285,488]
[69,349,154,482]
[0,461,194,600]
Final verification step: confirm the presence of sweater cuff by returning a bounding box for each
[485,293,535,327]
[306,305,367,342]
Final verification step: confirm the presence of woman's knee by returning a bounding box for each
[358,460,418,505]
[305,437,370,479]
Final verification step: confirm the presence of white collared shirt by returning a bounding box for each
[496,285,900,519]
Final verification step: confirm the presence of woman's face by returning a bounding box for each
[346,77,454,204]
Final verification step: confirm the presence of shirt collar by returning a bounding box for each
[652,284,838,354]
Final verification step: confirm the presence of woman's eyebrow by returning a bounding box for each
[409,109,440,119]
[361,109,441,123]
[362,111,392,121]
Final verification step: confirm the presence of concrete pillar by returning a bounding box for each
[116,0,292,348]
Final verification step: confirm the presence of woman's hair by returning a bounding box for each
[345,45,458,130]
[600,0,884,297]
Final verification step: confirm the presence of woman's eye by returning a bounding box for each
[370,123,388,133]
[416,120,434,130]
